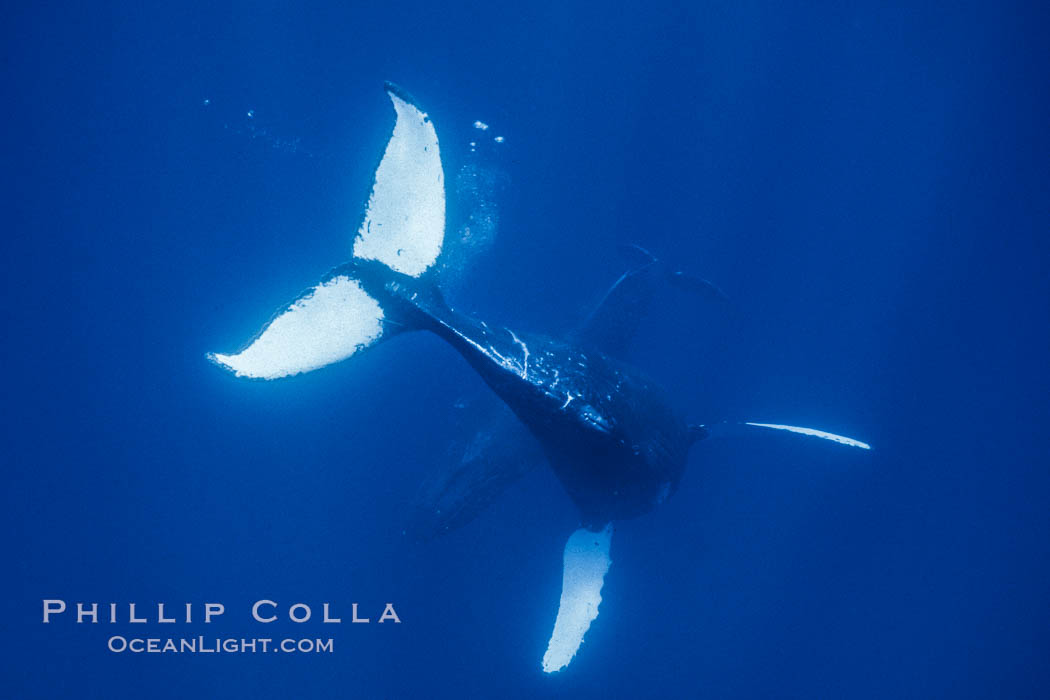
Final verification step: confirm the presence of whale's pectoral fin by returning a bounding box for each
[665,269,730,302]
[693,421,871,450]
[576,244,727,359]
[542,524,613,674]
[576,255,661,358]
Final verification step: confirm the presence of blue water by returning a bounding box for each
[4,2,1049,698]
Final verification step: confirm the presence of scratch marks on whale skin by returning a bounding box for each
[454,323,532,381]
[506,328,530,379]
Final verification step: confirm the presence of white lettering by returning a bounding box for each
[204,603,224,623]
[379,603,401,623]
[77,602,98,623]
[289,603,311,623]
[42,599,66,623]
[252,600,277,623]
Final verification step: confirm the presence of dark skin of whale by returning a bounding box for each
[343,258,693,529]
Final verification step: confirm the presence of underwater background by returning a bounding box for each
[4,1,1049,697]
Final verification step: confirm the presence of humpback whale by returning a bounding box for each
[209,83,870,674]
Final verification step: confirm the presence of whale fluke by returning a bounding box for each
[207,274,388,379]
[209,84,446,379]
[353,83,445,277]
[542,524,613,673]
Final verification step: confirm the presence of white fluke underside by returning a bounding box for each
[208,276,384,379]
[353,87,445,277]
[543,524,613,674]
[211,84,448,380]
[744,422,870,450]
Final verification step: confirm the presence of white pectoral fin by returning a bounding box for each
[699,421,870,449]
[542,524,613,674]
[743,422,870,449]
[353,83,445,277]
[208,275,386,380]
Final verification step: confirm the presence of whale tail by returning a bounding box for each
[208,83,447,380]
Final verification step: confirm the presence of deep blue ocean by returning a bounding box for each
[4,2,1049,698]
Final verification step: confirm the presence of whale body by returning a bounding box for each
[346,256,692,528]
[209,83,870,673]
